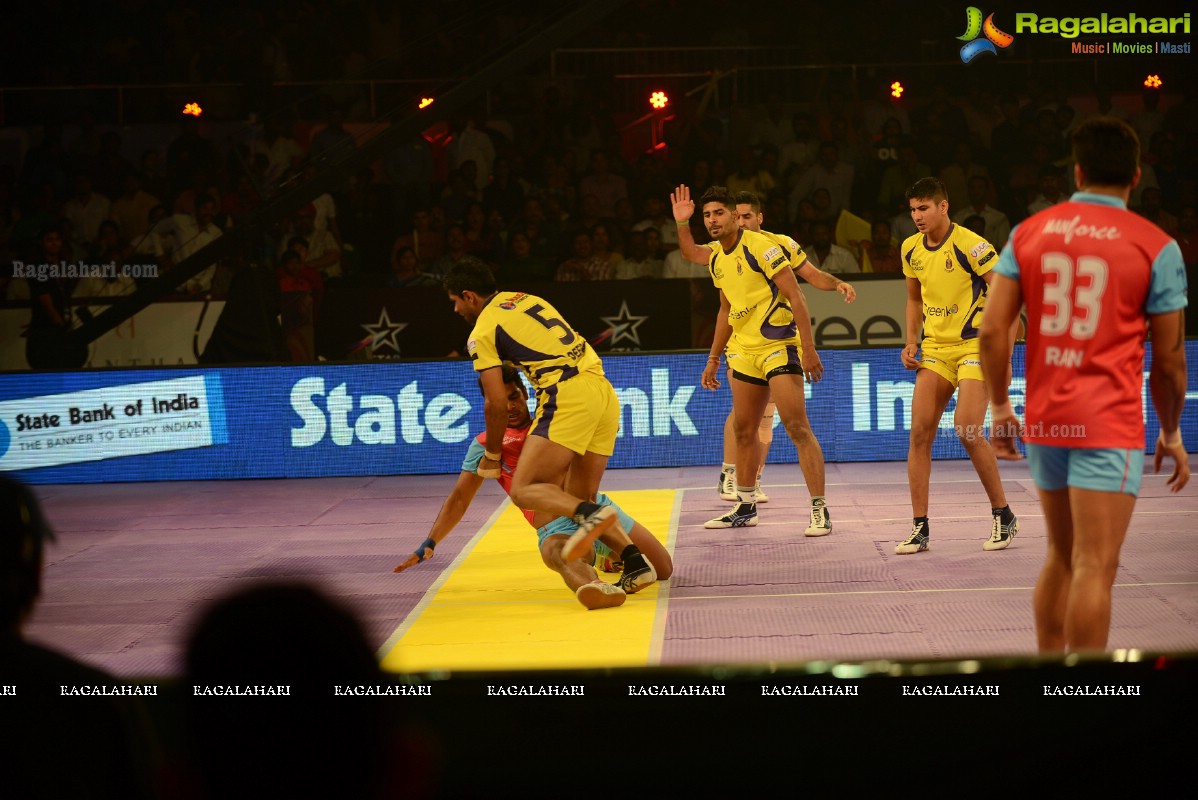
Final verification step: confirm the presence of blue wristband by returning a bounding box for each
[415,537,437,561]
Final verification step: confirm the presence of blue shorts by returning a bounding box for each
[1026,444,1144,497]
[535,491,635,557]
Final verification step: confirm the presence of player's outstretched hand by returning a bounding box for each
[1154,430,1190,492]
[801,348,824,383]
[670,184,695,223]
[900,343,920,370]
[394,537,437,572]
[393,552,423,573]
[837,281,857,303]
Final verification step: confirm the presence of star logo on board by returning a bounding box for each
[361,307,407,354]
[600,301,649,347]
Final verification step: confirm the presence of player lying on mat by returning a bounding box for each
[394,365,673,610]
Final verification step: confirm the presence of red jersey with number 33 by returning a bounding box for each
[1003,197,1184,448]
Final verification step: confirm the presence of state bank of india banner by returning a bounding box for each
[1,344,1195,484]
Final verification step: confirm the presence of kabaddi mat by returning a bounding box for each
[20,460,1198,677]
[378,489,677,672]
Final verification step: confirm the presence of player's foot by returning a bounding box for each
[705,503,758,529]
[895,520,929,554]
[563,504,618,561]
[616,553,657,594]
[718,469,737,501]
[576,580,626,610]
[804,502,832,537]
[983,512,1018,551]
[753,483,770,503]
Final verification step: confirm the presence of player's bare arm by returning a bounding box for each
[901,277,923,369]
[1148,308,1189,491]
[796,262,856,302]
[703,291,733,390]
[774,265,823,383]
[394,470,485,572]
[979,273,1024,446]
[670,184,714,265]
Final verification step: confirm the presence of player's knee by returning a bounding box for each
[540,538,567,571]
[909,425,937,449]
[956,422,986,447]
[783,418,814,447]
[653,552,674,581]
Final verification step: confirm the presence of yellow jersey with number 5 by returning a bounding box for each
[466,291,604,390]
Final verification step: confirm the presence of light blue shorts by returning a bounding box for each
[535,492,635,564]
[1026,444,1144,497]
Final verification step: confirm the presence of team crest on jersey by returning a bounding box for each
[498,292,527,310]
[945,254,955,272]
[969,242,990,259]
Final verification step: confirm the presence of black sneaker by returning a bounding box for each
[705,503,758,529]
[616,553,657,594]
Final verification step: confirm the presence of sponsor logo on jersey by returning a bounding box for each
[978,251,996,266]
[925,304,958,317]
[969,242,991,258]
[763,246,782,262]
[498,292,528,310]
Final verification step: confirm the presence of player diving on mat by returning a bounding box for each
[394,365,673,610]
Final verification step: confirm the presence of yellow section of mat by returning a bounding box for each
[380,490,673,673]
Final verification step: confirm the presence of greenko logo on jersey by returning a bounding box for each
[957,7,1015,63]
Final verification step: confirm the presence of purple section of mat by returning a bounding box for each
[20,458,1198,676]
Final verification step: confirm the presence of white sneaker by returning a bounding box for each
[895,520,930,554]
[563,505,617,561]
[718,470,737,501]
[576,581,626,610]
[753,483,770,503]
[804,503,831,536]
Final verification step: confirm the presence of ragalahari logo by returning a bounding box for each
[958,7,1015,62]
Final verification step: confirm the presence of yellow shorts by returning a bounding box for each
[919,340,982,388]
[531,371,620,456]
[726,338,803,385]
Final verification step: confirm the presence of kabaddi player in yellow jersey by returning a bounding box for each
[670,183,825,531]
[710,191,857,519]
[897,177,1019,555]
[444,261,656,607]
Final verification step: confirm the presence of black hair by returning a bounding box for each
[1072,117,1139,187]
[905,177,948,204]
[444,260,496,297]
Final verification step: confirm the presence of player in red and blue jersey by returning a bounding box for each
[980,116,1189,652]
[394,366,673,611]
